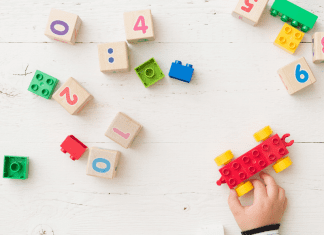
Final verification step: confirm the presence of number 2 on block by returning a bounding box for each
[60,87,78,105]
[295,64,309,83]
[133,16,148,34]
[241,0,258,13]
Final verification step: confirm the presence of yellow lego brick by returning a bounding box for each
[274,23,305,54]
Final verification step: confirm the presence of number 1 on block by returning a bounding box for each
[133,15,148,34]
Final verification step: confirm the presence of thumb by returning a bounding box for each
[228,189,244,215]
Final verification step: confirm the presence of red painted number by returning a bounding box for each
[241,0,258,13]
[133,16,148,34]
[60,87,78,105]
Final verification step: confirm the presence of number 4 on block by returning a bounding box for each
[53,77,93,115]
[123,9,155,43]
[278,57,316,95]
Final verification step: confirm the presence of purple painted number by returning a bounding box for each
[50,20,69,36]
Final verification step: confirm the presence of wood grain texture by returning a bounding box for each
[0,0,324,235]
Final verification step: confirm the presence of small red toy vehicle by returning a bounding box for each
[215,126,294,197]
[60,135,88,161]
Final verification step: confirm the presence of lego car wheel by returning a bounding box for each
[253,126,273,142]
[214,150,234,166]
[273,156,292,173]
[235,181,254,197]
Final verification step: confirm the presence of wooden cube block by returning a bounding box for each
[98,42,129,73]
[53,77,93,115]
[44,9,82,45]
[312,32,324,64]
[105,112,142,149]
[123,9,155,43]
[278,57,316,95]
[86,147,120,179]
[232,0,269,26]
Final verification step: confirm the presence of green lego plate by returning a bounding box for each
[3,156,29,180]
[28,70,59,99]
[134,58,165,88]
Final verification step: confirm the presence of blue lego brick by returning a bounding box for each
[168,60,194,83]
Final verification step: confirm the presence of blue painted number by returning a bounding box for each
[92,158,111,173]
[295,64,309,83]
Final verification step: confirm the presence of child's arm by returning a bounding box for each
[228,172,287,235]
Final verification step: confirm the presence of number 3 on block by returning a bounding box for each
[133,15,148,34]
[295,64,309,83]
[60,87,78,105]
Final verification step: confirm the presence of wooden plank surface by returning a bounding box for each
[0,0,323,234]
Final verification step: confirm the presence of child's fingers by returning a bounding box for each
[228,189,244,215]
[283,197,288,211]
[251,179,267,201]
[259,171,279,198]
[278,187,285,201]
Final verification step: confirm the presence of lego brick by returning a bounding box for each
[278,57,316,95]
[44,9,82,45]
[60,135,88,161]
[232,0,269,26]
[217,133,294,189]
[274,23,304,54]
[52,77,93,115]
[3,156,29,180]
[98,41,130,73]
[105,112,142,149]
[270,0,318,32]
[86,147,120,179]
[28,70,59,99]
[124,9,155,43]
[312,32,324,64]
[169,60,194,83]
[134,58,164,88]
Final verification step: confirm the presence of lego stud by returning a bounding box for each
[278,148,285,155]
[284,26,292,34]
[222,169,230,176]
[259,160,266,167]
[289,42,296,49]
[36,74,43,81]
[272,138,279,145]
[270,9,278,17]
[229,178,236,186]
[295,32,302,39]
[281,15,289,22]
[46,79,54,85]
[252,150,259,157]
[269,154,276,161]
[42,89,49,96]
[262,144,269,151]
[186,63,193,68]
[175,60,182,65]
[279,37,286,44]
[239,172,246,180]
[291,20,299,27]
[145,68,154,78]
[301,26,310,33]
[232,162,240,170]
[242,156,250,164]
[31,84,39,91]
[10,162,21,172]
[249,167,256,173]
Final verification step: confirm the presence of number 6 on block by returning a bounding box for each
[53,77,93,115]
[124,9,155,43]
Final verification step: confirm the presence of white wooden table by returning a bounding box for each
[0,0,323,234]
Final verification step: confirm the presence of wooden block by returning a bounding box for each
[52,77,93,115]
[312,32,324,64]
[123,9,155,43]
[86,147,120,179]
[44,9,82,45]
[98,41,129,73]
[278,57,316,95]
[105,112,142,149]
[232,0,269,26]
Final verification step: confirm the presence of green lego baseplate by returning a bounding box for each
[270,0,318,33]
[3,156,29,180]
[134,58,165,88]
[28,70,59,99]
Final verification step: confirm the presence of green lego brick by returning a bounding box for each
[3,156,29,180]
[134,58,165,88]
[270,0,318,33]
[28,70,59,99]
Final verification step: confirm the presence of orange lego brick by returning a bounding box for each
[274,23,304,54]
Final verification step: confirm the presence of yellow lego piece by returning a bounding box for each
[273,156,293,173]
[235,181,254,197]
[274,23,305,54]
[253,126,272,142]
[214,150,234,166]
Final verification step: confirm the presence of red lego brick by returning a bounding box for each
[60,135,88,161]
[217,133,293,189]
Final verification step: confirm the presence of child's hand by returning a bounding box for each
[228,172,287,231]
